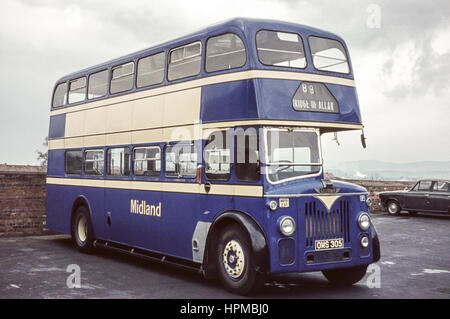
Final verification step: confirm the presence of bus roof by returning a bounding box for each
[56,17,349,83]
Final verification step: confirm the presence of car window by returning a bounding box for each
[433,181,449,192]
[418,181,432,191]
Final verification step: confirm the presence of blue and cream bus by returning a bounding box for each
[46,18,380,295]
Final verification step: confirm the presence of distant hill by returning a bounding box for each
[324,160,450,181]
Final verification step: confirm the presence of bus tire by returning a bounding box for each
[322,265,368,286]
[71,206,94,254]
[387,200,401,216]
[216,225,265,295]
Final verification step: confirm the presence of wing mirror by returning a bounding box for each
[361,130,367,149]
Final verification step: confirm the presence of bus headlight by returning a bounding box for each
[366,197,372,207]
[279,216,296,236]
[358,213,371,231]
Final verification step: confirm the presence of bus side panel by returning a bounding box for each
[51,185,106,239]
[127,189,162,253]
[200,80,258,123]
[160,191,203,260]
[46,184,67,234]
[199,194,268,260]
[159,192,267,263]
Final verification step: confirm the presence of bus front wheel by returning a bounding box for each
[322,265,368,286]
[216,225,265,295]
[71,206,94,254]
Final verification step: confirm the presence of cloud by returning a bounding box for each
[0,0,449,165]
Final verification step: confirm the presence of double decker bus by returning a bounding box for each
[47,18,380,295]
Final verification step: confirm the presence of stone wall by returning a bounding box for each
[0,165,50,237]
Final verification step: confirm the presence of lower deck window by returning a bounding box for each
[107,148,130,176]
[205,131,231,180]
[84,150,104,176]
[133,147,161,177]
[65,150,82,175]
[165,144,197,177]
[235,129,260,182]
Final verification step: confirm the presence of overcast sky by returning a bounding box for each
[0,0,449,166]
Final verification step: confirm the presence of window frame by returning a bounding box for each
[164,143,198,178]
[110,61,135,94]
[64,149,83,176]
[167,41,202,81]
[52,82,68,108]
[132,146,162,178]
[255,29,307,70]
[205,32,247,73]
[88,69,109,100]
[234,129,261,183]
[136,51,166,88]
[84,149,105,176]
[417,180,432,192]
[106,147,131,177]
[308,35,350,75]
[68,76,87,105]
[263,127,323,185]
[204,130,232,181]
[432,181,449,193]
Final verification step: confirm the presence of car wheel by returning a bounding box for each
[387,200,401,216]
[216,225,265,295]
[322,265,368,286]
[71,206,94,253]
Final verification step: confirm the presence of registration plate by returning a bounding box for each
[315,238,344,251]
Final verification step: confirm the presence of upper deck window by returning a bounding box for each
[256,30,306,68]
[68,77,86,104]
[137,52,165,88]
[206,33,246,72]
[110,62,134,94]
[88,70,108,99]
[309,36,349,74]
[168,41,201,81]
[52,82,67,108]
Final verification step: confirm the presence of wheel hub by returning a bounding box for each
[223,240,245,279]
[77,216,87,243]
[388,203,398,214]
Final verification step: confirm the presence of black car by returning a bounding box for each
[379,180,450,216]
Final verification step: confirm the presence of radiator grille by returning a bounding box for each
[305,200,350,248]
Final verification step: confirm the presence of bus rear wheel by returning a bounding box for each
[322,265,368,286]
[71,206,94,254]
[216,225,265,295]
